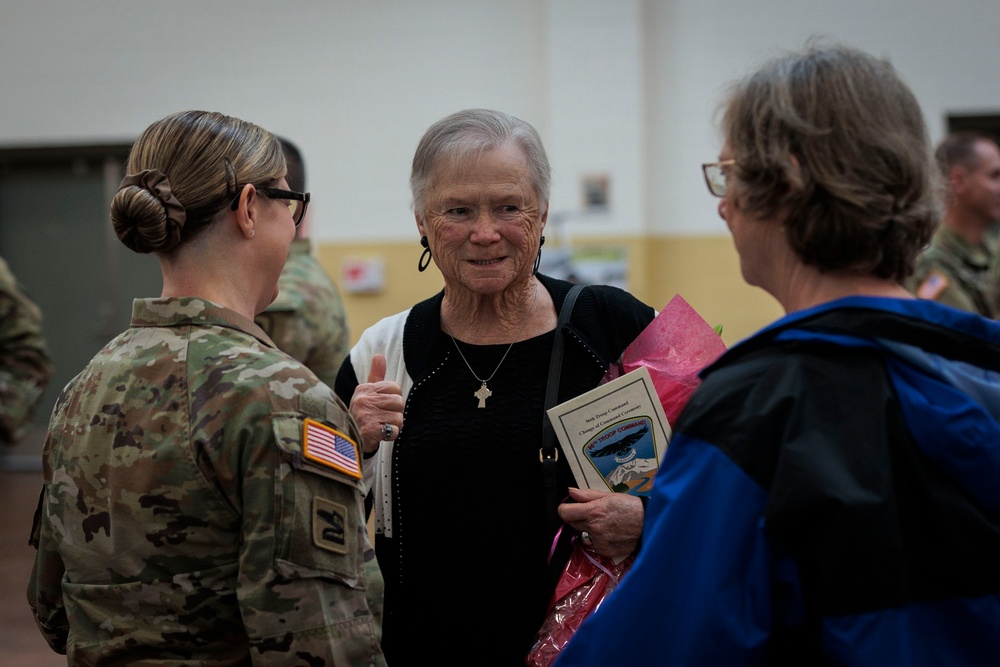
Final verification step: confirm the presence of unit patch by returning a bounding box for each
[302,418,361,479]
[313,496,348,554]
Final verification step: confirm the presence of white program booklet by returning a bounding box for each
[546,365,671,496]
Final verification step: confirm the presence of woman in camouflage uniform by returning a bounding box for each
[27,110,386,666]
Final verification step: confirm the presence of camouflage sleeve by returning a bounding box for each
[240,399,385,665]
[302,301,350,390]
[907,254,983,314]
[326,299,351,384]
[0,257,54,444]
[26,444,69,654]
[255,304,348,390]
[254,309,306,363]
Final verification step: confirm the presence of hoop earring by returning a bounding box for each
[418,236,432,272]
[533,235,545,274]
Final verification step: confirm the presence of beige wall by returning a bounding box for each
[3,1,997,250]
[317,235,784,350]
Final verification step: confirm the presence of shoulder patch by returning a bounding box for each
[312,496,348,554]
[916,270,949,300]
[302,418,362,479]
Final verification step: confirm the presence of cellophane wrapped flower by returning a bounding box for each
[603,294,727,424]
[526,540,635,667]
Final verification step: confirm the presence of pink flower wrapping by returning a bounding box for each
[603,294,728,424]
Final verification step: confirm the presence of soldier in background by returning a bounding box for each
[255,137,350,388]
[27,110,386,666]
[0,254,53,445]
[907,131,1000,317]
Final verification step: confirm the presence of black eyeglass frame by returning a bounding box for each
[701,159,737,198]
[228,185,310,228]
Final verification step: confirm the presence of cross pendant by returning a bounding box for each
[474,381,492,408]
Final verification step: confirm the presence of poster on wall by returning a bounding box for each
[537,245,628,291]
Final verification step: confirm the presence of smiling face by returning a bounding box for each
[417,143,546,297]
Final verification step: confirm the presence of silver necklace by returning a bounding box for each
[447,284,538,408]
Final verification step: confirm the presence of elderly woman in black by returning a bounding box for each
[336,108,655,665]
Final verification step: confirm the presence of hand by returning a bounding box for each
[349,354,404,454]
[557,487,645,559]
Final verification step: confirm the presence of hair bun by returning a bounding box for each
[111,169,187,253]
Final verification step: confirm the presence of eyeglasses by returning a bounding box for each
[228,185,310,228]
[702,159,736,198]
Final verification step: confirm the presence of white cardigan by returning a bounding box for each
[348,309,412,539]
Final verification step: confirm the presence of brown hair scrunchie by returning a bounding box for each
[117,168,187,247]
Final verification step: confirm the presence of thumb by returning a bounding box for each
[367,353,387,384]
[567,486,606,503]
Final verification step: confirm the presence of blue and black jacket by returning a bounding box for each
[556,296,1000,666]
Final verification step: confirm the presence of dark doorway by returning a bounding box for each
[0,144,161,469]
[946,114,1000,143]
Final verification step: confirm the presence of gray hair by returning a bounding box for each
[410,108,551,217]
[721,41,940,281]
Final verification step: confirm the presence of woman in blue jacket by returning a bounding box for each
[556,42,1000,666]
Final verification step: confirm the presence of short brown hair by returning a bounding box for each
[935,131,1000,178]
[278,136,307,192]
[721,42,940,281]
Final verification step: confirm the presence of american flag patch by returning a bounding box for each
[916,271,948,300]
[303,419,361,479]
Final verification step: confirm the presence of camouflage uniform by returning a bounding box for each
[0,254,54,444]
[908,225,999,318]
[27,297,385,666]
[255,239,350,388]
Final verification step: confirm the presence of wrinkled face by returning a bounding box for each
[417,144,546,295]
[716,144,783,289]
[957,139,1000,225]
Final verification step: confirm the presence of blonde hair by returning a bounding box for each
[111,110,284,254]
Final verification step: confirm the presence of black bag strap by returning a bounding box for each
[542,283,585,539]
